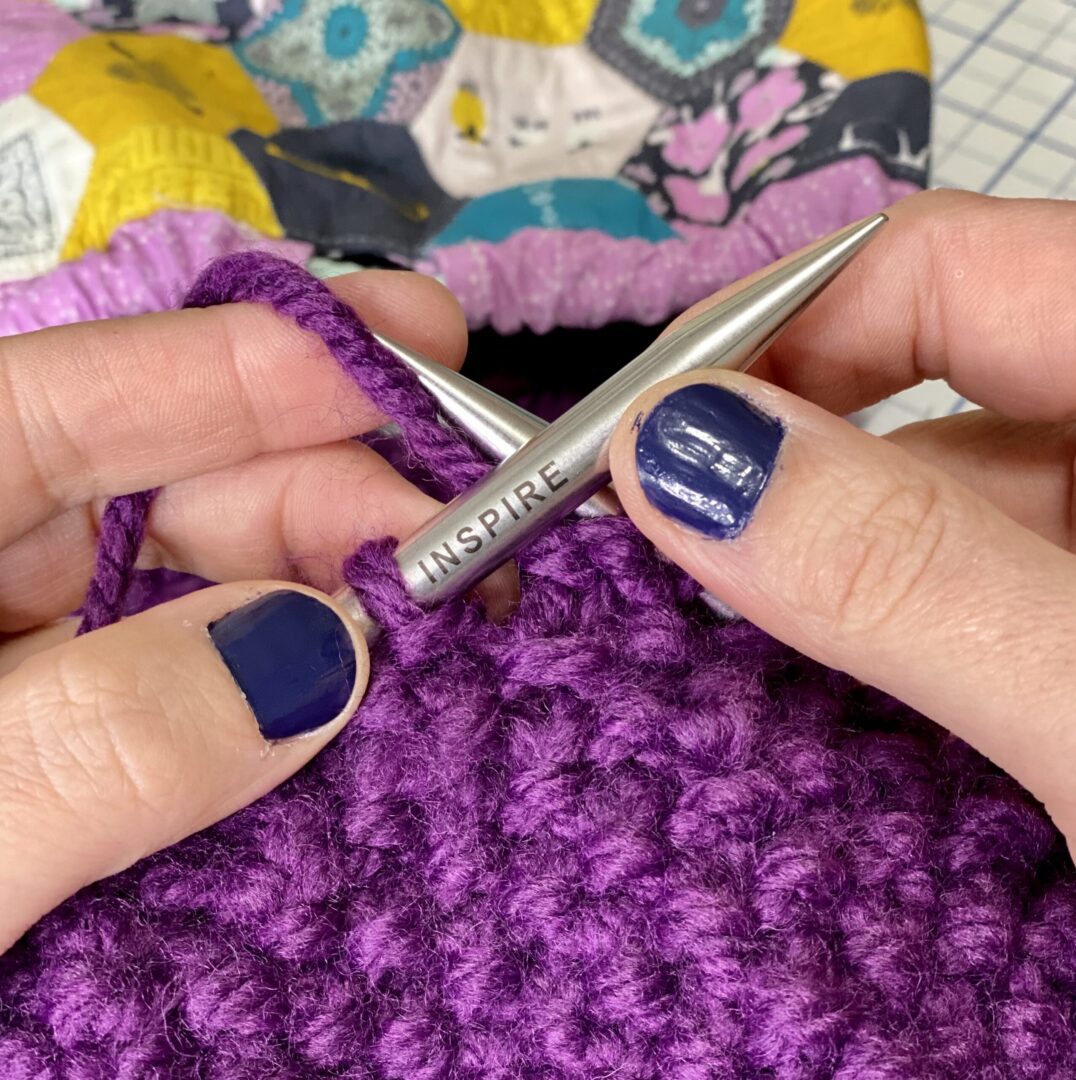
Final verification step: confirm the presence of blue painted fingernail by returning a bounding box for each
[209,591,357,741]
[635,384,783,540]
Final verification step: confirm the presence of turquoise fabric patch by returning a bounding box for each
[638,0,757,71]
[323,5,368,59]
[431,179,679,247]
[588,0,791,103]
[234,0,459,125]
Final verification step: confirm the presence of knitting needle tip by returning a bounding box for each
[655,211,887,377]
[372,331,620,517]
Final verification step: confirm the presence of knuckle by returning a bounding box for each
[797,472,952,638]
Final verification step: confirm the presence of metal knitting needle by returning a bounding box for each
[336,213,886,634]
[371,331,621,518]
[374,211,885,515]
[373,334,741,617]
[372,334,549,465]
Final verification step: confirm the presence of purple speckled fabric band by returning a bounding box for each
[420,157,918,334]
[0,0,86,104]
[0,210,312,338]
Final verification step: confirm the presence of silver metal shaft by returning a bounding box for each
[371,332,541,465]
[376,331,740,619]
[337,213,886,631]
[372,331,620,517]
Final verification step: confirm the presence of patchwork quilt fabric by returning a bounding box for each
[0,0,930,336]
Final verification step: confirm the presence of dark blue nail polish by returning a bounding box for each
[635,384,783,540]
[209,591,357,741]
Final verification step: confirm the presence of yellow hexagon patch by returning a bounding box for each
[60,128,283,261]
[32,33,278,143]
[30,33,282,261]
[776,0,930,82]
[443,0,601,46]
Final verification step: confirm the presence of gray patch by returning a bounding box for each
[0,133,55,261]
[588,0,793,105]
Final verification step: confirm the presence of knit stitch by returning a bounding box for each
[5,251,1076,1077]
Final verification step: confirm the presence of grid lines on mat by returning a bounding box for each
[851,0,1074,435]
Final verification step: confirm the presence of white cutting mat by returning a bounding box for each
[850,0,1075,436]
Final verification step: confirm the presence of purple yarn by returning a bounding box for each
[77,487,159,633]
[4,254,1076,1076]
[76,252,490,635]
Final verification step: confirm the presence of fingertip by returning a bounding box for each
[612,373,788,551]
[0,582,371,946]
[661,190,1076,418]
[886,186,984,220]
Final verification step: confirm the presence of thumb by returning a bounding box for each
[0,582,368,951]
[610,372,1076,841]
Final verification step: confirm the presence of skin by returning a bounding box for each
[0,190,1073,955]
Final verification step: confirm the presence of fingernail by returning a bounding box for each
[208,591,357,741]
[635,383,783,539]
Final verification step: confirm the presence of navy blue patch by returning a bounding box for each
[791,72,931,186]
[232,120,463,259]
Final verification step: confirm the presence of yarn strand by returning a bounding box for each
[76,252,489,634]
[78,489,159,634]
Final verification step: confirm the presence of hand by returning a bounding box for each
[0,269,467,951]
[610,190,1076,854]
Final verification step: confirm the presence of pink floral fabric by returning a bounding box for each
[622,63,848,232]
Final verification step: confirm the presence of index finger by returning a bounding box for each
[0,269,466,548]
[666,190,1076,421]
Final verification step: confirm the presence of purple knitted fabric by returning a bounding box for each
[4,255,1076,1077]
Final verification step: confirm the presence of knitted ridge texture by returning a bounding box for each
[2,253,1075,1077]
